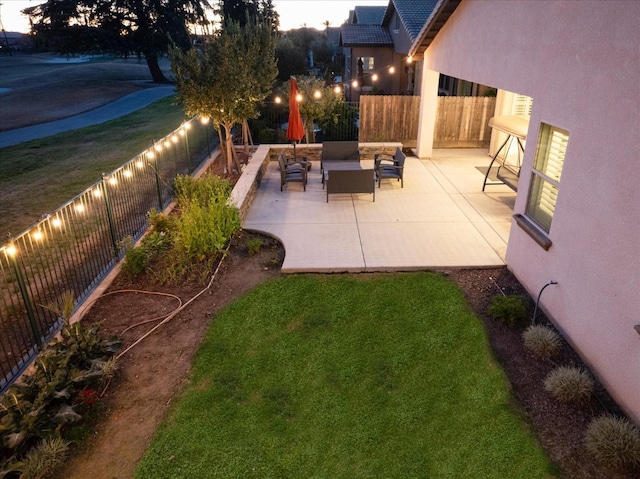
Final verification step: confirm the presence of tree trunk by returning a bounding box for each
[145,53,169,83]
[222,124,235,174]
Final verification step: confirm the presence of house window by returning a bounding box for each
[526,123,569,232]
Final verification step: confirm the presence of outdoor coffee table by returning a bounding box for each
[322,161,362,187]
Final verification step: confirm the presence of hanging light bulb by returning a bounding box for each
[389,66,395,74]
[154,143,162,152]
[93,188,102,198]
[136,159,145,168]
[32,230,44,241]
[52,218,62,228]
[5,244,17,256]
[123,169,132,178]
[334,85,341,94]
[200,116,210,124]
[109,177,117,186]
[274,96,282,104]
[407,55,413,64]
[184,122,191,130]
[372,73,378,82]
[179,129,185,136]
[296,93,303,102]
[75,203,85,213]
[313,90,322,99]
[164,139,171,148]
[352,80,358,88]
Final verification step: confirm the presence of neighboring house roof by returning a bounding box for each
[383,0,441,43]
[340,24,394,47]
[353,6,387,25]
[408,0,462,57]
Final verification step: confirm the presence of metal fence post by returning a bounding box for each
[8,248,42,349]
[101,175,121,259]
[152,141,164,209]
[183,122,192,173]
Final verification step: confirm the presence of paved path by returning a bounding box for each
[0,86,175,148]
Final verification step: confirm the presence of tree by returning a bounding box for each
[169,18,277,172]
[283,76,344,143]
[216,0,279,31]
[24,0,213,83]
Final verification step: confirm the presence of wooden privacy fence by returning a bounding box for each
[359,96,496,148]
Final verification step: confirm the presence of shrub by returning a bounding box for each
[544,366,594,404]
[0,294,119,469]
[247,237,263,256]
[18,437,70,479]
[487,294,528,325]
[522,325,562,360]
[122,242,148,276]
[584,415,640,472]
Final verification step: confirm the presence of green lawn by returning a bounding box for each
[0,96,188,238]
[135,273,557,478]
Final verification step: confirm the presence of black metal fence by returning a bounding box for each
[0,118,215,392]
[247,102,359,144]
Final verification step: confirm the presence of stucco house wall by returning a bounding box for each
[418,0,640,422]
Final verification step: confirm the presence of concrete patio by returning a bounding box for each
[243,148,516,273]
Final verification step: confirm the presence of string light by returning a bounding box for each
[154,143,163,152]
[5,245,17,256]
[179,129,185,136]
[313,90,322,99]
[171,134,179,143]
[32,230,43,241]
[274,96,282,104]
[389,66,395,74]
[352,80,358,88]
[183,122,191,130]
[75,203,85,213]
[136,159,145,168]
[123,169,132,178]
[52,218,62,228]
[295,93,303,102]
[93,188,102,198]
[200,116,210,124]
[109,177,117,186]
[334,85,341,94]
[371,73,378,82]
[164,140,171,148]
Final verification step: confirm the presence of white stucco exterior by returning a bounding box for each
[416,0,640,422]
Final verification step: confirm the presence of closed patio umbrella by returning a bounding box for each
[286,77,305,158]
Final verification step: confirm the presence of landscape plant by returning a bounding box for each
[487,294,529,326]
[544,366,594,405]
[0,292,119,478]
[122,174,240,282]
[522,324,562,360]
[584,414,640,472]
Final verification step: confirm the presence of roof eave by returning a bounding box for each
[408,0,461,58]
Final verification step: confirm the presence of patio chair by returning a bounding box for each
[278,151,307,191]
[374,147,406,188]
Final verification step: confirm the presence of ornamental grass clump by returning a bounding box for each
[487,294,528,326]
[544,366,594,405]
[16,437,70,479]
[522,324,562,360]
[584,414,640,472]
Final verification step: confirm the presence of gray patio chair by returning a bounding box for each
[278,151,307,191]
[374,147,406,188]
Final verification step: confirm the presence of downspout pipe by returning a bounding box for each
[531,281,558,325]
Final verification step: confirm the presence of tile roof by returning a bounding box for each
[385,0,439,42]
[353,6,387,25]
[340,24,394,47]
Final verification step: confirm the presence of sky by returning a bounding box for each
[0,0,389,33]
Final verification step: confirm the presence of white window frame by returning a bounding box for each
[526,123,569,233]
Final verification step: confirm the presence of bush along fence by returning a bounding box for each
[0,118,215,392]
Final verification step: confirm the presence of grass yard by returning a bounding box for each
[135,273,557,478]
[0,96,187,238]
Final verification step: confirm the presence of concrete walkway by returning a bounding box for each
[243,149,516,273]
[0,86,175,148]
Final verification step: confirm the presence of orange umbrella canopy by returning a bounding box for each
[286,77,305,142]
